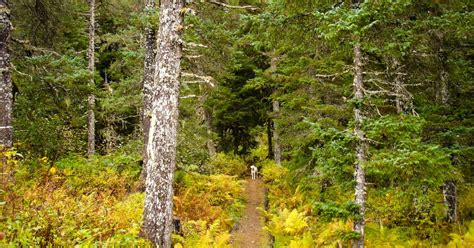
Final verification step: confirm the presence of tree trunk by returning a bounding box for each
[391,58,414,115]
[269,56,281,165]
[197,93,216,157]
[437,49,449,105]
[204,107,216,157]
[142,0,184,246]
[267,120,273,159]
[198,93,216,157]
[272,99,281,165]
[435,48,458,223]
[0,0,12,149]
[87,0,96,157]
[352,43,367,248]
[140,0,157,186]
[443,180,457,223]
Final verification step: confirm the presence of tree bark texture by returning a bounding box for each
[142,0,184,246]
[143,0,157,162]
[352,43,367,248]
[0,0,12,148]
[443,180,457,223]
[272,99,281,165]
[87,0,96,157]
[140,0,157,187]
[269,56,281,165]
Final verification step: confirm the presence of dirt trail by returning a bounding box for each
[231,179,267,248]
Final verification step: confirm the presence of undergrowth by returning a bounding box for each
[0,148,245,247]
[260,159,474,248]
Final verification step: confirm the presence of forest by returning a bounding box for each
[0,0,473,247]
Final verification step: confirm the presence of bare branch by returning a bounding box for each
[12,38,61,57]
[180,95,199,99]
[185,54,203,59]
[182,73,215,87]
[312,69,351,81]
[11,64,33,81]
[183,42,208,48]
[208,0,259,11]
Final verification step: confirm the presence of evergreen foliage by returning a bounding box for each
[1,0,472,246]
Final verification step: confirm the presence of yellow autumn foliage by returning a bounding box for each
[266,208,309,237]
[446,221,474,248]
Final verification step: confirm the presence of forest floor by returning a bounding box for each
[231,178,268,248]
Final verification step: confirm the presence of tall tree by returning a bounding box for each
[352,42,368,248]
[0,0,12,148]
[87,0,96,157]
[140,0,156,185]
[435,35,458,223]
[200,94,216,157]
[142,0,184,246]
[351,1,367,247]
[269,56,281,165]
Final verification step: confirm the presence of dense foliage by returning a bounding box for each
[0,0,472,247]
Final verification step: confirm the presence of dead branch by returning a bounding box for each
[208,0,259,11]
[182,73,215,87]
[12,38,61,57]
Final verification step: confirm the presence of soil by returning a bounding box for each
[231,179,268,248]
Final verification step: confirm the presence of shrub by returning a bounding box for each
[260,160,288,184]
[173,220,231,248]
[447,221,474,248]
[205,153,247,177]
[264,208,313,246]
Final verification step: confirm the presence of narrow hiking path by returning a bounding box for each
[231,179,267,248]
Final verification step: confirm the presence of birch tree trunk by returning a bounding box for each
[142,0,184,246]
[87,0,96,157]
[140,0,157,185]
[0,0,12,149]
[352,43,368,248]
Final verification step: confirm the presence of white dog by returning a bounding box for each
[250,165,258,180]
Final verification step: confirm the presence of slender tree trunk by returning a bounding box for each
[198,93,216,157]
[0,0,12,149]
[142,0,184,246]
[269,56,281,165]
[204,107,216,157]
[140,0,157,186]
[443,180,457,223]
[272,98,281,165]
[435,49,458,223]
[352,43,368,248]
[87,0,96,157]
[392,58,413,115]
[437,49,449,105]
[267,120,273,159]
